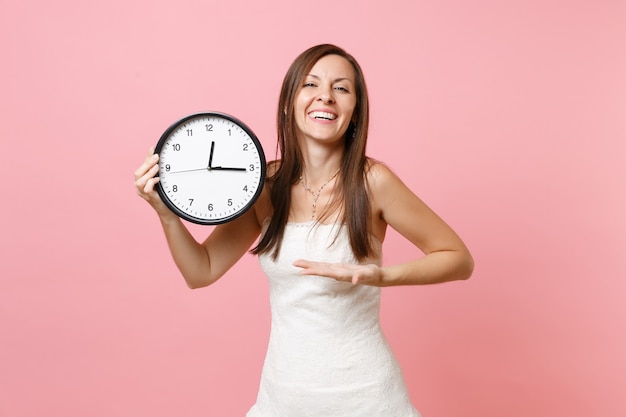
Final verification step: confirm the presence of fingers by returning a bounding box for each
[134,149,159,197]
[293,259,381,286]
[293,260,351,282]
[138,171,160,195]
[133,148,169,216]
[293,260,334,277]
[133,148,176,219]
[134,148,158,181]
[292,259,315,269]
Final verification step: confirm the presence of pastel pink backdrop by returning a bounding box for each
[1,0,624,416]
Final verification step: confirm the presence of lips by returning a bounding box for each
[309,111,337,121]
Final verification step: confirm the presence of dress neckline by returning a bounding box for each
[262,218,382,246]
[286,221,342,227]
[262,217,342,227]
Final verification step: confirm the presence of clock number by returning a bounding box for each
[172,143,181,151]
[165,164,171,172]
[172,185,178,192]
[243,143,248,151]
[208,203,214,211]
[205,124,213,132]
[249,164,255,171]
[228,129,232,136]
[186,129,193,136]
[227,198,233,206]
[189,198,194,206]
[243,185,248,192]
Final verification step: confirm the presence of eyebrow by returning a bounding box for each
[306,74,354,84]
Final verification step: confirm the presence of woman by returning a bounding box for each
[135,44,473,416]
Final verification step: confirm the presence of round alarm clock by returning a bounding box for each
[154,112,266,225]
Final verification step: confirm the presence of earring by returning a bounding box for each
[350,122,357,139]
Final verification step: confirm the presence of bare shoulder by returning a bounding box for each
[365,157,433,228]
[366,159,398,188]
[365,158,408,206]
[364,159,406,239]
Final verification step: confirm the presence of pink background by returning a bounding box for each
[1,0,625,416]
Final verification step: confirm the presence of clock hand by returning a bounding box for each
[167,166,247,174]
[208,141,215,168]
[211,166,247,171]
[167,167,211,174]
[208,141,246,171]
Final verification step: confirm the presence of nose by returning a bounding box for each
[318,95,335,104]
[317,87,335,104]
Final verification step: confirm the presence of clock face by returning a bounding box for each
[154,112,266,225]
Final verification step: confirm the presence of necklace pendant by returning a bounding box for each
[299,168,340,221]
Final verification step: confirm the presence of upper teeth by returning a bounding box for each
[311,111,336,120]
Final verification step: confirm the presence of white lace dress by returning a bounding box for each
[246,221,421,417]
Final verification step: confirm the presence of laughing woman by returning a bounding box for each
[134,44,474,417]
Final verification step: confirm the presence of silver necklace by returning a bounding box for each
[299,169,340,220]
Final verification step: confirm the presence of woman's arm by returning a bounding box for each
[134,150,263,289]
[370,162,474,286]
[294,162,473,286]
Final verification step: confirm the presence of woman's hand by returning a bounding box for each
[293,259,383,286]
[133,149,175,219]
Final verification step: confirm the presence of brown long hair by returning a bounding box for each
[251,44,374,261]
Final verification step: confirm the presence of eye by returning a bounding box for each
[303,82,317,88]
[334,86,350,93]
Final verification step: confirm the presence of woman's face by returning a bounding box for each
[293,54,357,146]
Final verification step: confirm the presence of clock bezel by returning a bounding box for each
[154,111,266,226]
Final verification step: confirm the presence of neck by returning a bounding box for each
[298,142,344,186]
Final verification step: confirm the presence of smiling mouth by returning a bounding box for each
[310,111,337,121]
